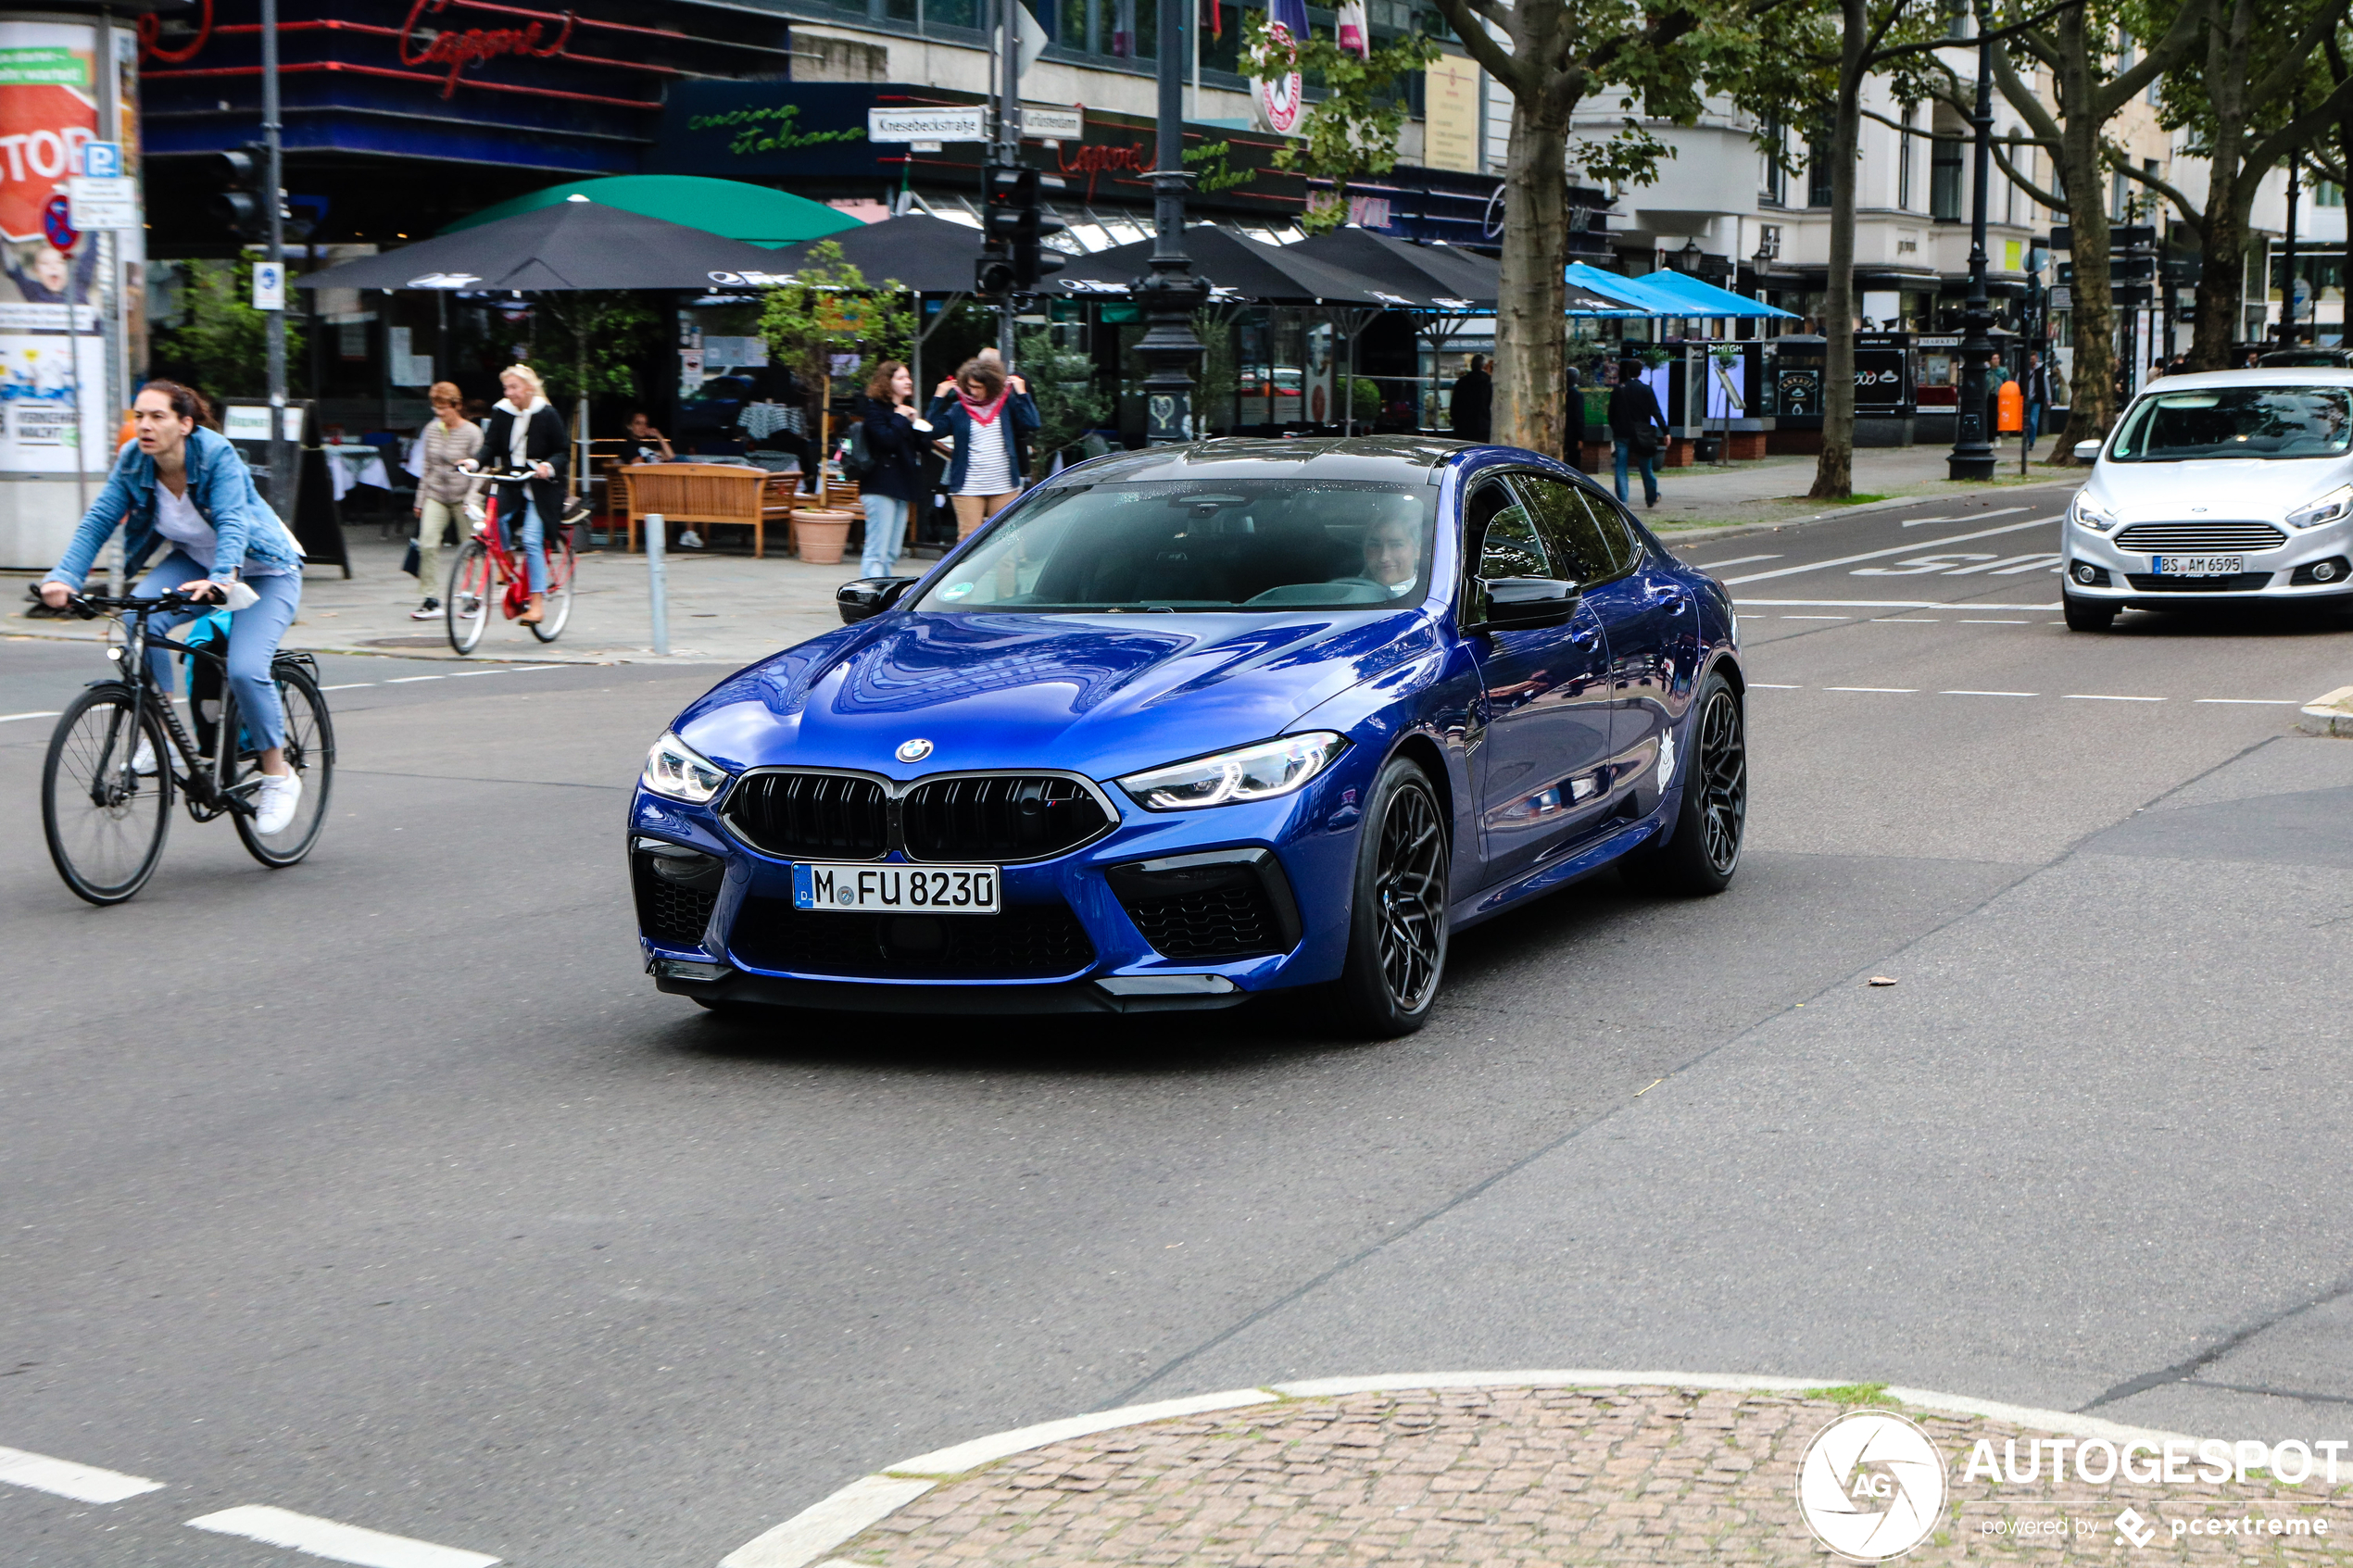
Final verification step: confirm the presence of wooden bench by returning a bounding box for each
[623,463,799,558]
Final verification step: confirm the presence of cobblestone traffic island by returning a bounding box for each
[820,1386,2351,1565]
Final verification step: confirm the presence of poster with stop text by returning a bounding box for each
[1,19,108,475]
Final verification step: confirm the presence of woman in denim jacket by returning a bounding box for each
[38,380,309,834]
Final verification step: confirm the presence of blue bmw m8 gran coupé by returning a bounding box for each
[628,438,1746,1035]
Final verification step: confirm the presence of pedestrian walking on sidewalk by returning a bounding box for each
[474,365,567,626]
[857,360,930,579]
[410,382,482,620]
[2021,352,2052,454]
[1449,355,1492,443]
[1609,357,1667,508]
[929,359,1038,541]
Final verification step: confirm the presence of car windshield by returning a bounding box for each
[911,479,1439,613]
[2108,385,2353,461]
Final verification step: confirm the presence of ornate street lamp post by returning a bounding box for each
[1134,0,1206,443]
[1946,1,1996,481]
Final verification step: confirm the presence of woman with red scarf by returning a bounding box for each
[927,358,1040,539]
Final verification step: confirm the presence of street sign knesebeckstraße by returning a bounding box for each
[867,106,988,144]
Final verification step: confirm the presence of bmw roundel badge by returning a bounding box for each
[896,737,934,763]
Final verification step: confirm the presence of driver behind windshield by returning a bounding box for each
[1356,501,1424,596]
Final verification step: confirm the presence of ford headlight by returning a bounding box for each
[640,731,729,803]
[2287,484,2353,530]
[1116,733,1348,810]
[2069,493,2119,533]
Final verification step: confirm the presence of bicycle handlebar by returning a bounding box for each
[459,464,543,483]
[26,585,209,621]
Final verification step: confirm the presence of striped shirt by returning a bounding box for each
[958,419,1016,496]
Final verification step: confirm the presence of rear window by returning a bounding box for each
[2109,386,2353,461]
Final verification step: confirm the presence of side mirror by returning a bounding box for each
[836,576,918,623]
[2073,440,2104,463]
[1476,575,1580,630]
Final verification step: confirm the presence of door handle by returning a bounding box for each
[1568,622,1600,645]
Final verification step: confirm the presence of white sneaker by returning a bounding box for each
[254,770,303,834]
[679,530,703,549]
[131,734,157,775]
[410,598,440,621]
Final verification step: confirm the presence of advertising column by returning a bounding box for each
[1,14,137,570]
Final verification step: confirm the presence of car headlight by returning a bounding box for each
[1116,733,1348,810]
[2070,493,2119,533]
[640,731,729,803]
[2288,484,2353,530]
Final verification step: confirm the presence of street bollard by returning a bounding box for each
[645,512,670,657]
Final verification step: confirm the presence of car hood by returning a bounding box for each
[674,608,1441,782]
[2090,456,2353,521]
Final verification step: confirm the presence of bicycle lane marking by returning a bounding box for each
[1721,515,2063,585]
[188,1504,498,1568]
[0,1445,163,1503]
[1,711,64,722]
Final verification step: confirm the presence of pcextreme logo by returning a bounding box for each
[1794,1410,1947,1562]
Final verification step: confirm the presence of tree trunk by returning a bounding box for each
[2051,5,2116,457]
[2188,0,2253,369]
[1496,99,1568,455]
[1808,0,1867,500]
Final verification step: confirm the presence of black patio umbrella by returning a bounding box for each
[763,213,988,295]
[294,197,799,293]
[1288,226,1487,309]
[1053,224,1399,306]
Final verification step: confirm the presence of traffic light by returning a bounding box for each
[209,145,267,241]
[976,165,1066,296]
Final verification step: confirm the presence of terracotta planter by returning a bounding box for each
[794,509,855,565]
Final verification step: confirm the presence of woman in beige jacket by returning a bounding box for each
[411,382,484,619]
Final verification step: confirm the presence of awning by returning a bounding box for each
[1567,263,1800,319]
[445,176,862,250]
[1053,225,1406,307]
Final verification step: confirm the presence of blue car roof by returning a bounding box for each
[1047,436,1474,488]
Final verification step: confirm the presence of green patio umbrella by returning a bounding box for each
[444,175,862,249]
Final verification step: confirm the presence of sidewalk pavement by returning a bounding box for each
[7,531,861,668]
[1636,443,2074,533]
[795,1383,2346,1566]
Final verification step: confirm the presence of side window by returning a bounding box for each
[1467,480,1554,580]
[1512,474,1627,583]
[1580,490,1647,577]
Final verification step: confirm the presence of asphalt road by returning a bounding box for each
[6,481,2353,1567]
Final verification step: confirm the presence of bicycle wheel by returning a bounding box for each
[528,525,576,642]
[446,538,492,655]
[220,662,335,868]
[42,684,173,905]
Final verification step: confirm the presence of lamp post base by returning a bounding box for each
[1947,450,1995,482]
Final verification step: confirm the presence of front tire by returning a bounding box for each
[1621,671,1746,896]
[43,686,172,905]
[1332,755,1450,1037]
[2063,591,2117,632]
[447,539,492,654]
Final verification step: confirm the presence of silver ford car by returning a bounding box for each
[2061,369,2353,631]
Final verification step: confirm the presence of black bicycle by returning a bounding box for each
[40,591,335,905]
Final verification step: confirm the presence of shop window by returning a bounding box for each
[1806,123,1834,208]
[1931,136,1962,220]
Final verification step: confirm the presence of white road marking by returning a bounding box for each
[2065,694,2167,702]
[0,710,64,722]
[1944,552,2063,576]
[446,670,495,676]
[1779,614,1849,621]
[1734,597,2062,610]
[1905,507,2028,527]
[0,1445,165,1504]
[2196,697,2301,705]
[1750,683,1804,688]
[1869,617,1940,623]
[384,676,444,684]
[186,1505,498,1568]
[1692,554,1783,570]
[1724,516,2062,583]
[320,684,376,692]
[512,665,560,672]
[1959,618,2029,624]
[1942,690,2039,697]
[1826,686,1918,693]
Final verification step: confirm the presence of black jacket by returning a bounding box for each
[478,399,570,526]
[2023,362,2054,405]
[857,395,928,502]
[1608,377,1667,444]
[1449,370,1492,437]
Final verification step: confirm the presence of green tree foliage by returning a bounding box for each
[1016,325,1112,482]
[535,292,661,403]
[149,258,305,400]
[1242,21,1442,232]
[757,241,915,420]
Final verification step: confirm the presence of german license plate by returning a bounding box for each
[792,862,1000,914]
[2151,554,2244,576]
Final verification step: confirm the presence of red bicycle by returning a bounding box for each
[445,465,577,654]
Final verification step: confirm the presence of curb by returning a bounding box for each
[2298,685,2353,738]
[5,622,736,668]
[715,1370,2193,1568]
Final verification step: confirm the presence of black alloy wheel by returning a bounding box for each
[1334,755,1450,1036]
[1622,670,1746,896]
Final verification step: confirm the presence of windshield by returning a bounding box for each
[912,479,1439,613]
[2108,386,2353,461]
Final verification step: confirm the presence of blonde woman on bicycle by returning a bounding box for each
[473,364,567,625]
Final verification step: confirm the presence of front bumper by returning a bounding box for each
[2064,517,2353,603]
[628,758,1365,1010]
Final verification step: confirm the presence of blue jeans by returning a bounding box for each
[2025,403,2045,445]
[500,495,548,594]
[1615,442,1660,506]
[862,493,908,579]
[130,548,302,750]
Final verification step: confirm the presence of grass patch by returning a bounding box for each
[1805,1383,1902,1408]
[1838,493,1890,506]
